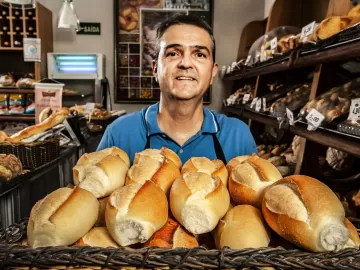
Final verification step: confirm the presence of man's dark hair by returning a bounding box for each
[154,14,216,61]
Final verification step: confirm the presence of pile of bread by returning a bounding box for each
[27,146,360,253]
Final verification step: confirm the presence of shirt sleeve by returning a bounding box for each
[96,127,115,151]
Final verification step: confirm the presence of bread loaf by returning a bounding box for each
[74,227,119,248]
[348,5,360,18]
[106,180,168,246]
[94,196,109,227]
[215,205,271,249]
[73,147,130,198]
[316,16,352,40]
[170,172,230,234]
[7,107,70,142]
[145,217,198,248]
[27,186,99,248]
[0,130,8,143]
[228,155,282,209]
[126,148,180,195]
[181,157,228,186]
[343,218,360,248]
[226,155,250,175]
[262,175,350,252]
[0,154,23,182]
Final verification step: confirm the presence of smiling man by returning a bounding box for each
[97,14,257,165]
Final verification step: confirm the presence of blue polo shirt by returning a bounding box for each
[97,103,257,165]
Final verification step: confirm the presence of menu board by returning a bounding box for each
[115,0,213,104]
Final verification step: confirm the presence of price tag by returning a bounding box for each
[242,94,250,104]
[286,108,294,126]
[348,98,360,121]
[84,102,95,114]
[250,97,258,109]
[260,45,266,62]
[270,37,277,53]
[300,21,316,41]
[255,98,262,112]
[306,108,325,130]
[245,55,251,66]
[262,98,267,111]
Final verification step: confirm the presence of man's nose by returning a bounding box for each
[177,51,193,69]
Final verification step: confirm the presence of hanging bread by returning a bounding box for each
[125,148,181,195]
[215,205,271,249]
[144,217,198,248]
[106,181,168,246]
[170,172,230,235]
[74,227,119,248]
[27,186,99,248]
[73,147,130,198]
[181,157,228,186]
[262,175,351,252]
[228,155,282,209]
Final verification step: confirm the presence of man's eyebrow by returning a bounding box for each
[164,44,211,55]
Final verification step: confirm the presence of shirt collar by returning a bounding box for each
[144,102,219,136]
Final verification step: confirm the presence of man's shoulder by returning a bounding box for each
[107,110,145,134]
[211,110,249,132]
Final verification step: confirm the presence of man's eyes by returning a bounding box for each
[165,51,207,58]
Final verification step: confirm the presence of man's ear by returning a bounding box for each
[152,60,158,82]
[209,62,218,85]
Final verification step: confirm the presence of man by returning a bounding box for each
[97,14,257,164]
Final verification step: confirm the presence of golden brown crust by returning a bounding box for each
[228,176,257,206]
[74,227,119,248]
[348,5,360,18]
[226,156,250,175]
[344,218,360,247]
[317,16,352,40]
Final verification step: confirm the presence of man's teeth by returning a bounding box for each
[177,77,194,80]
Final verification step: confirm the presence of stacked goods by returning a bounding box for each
[25,146,360,255]
[0,154,23,182]
[225,85,255,106]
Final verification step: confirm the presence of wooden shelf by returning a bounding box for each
[223,106,360,158]
[0,114,34,121]
[224,41,360,81]
[0,88,34,94]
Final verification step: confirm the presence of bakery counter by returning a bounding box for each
[0,144,79,228]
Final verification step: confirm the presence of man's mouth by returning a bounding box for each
[176,76,196,81]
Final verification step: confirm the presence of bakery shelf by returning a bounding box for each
[0,88,34,94]
[62,93,94,98]
[223,106,360,158]
[0,114,34,121]
[224,41,360,81]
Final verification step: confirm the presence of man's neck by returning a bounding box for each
[157,97,204,146]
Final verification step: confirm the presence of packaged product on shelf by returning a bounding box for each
[225,85,254,106]
[25,94,35,114]
[299,77,360,125]
[270,83,311,117]
[0,94,8,114]
[16,74,35,88]
[0,73,15,87]
[8,94,25,114]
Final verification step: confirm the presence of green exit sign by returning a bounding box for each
[77,22,101,35]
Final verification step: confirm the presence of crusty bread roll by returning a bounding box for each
[181,157,228,186]
[228,155,282,209]
[106,180,168,246]
[170,172,230,235]
[0,130,8,143]
[316,16,352,40]
[27,186,99,248]
[7,107,70,143]
[215,205,271,249]
[262,175,350,252]
[74,227,119,248]
[126,148,180,195]
[73,147,130,198]
[94,196,109,227]
[226,155,250,175]
[343,218,360,249]
[145,217,198,248]
[348,5,360,18]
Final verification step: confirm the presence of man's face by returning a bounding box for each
[152,24,218,101]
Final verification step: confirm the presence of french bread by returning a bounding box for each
[106,180,168,246]
[181,157,228,186]
[348,4,360,18]
[228,155,282,209]
[215,205,271,249]
[27,186,99,248]
[225,155,250,175]
[7,107,70,142]
[74,227,119,248]
[126,148,180,195]
[133,147,182,169]
[0,130,8,143]
[170,172,230,235]
[145,217,198,248]
[343,218,360,249]
[316,16,352,40]
[73,147,130,198]
[262,175,350,252]
[94,196,109,227]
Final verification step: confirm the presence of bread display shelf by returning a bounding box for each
[224,40,360,81]
[223,106,360,158]
[0,114,34,121]
[0,88,34,94]
[0,218,359,270]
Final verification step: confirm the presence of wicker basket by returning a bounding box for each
[0,218,359,269]
[0,138,60,169]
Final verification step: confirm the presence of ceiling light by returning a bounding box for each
[57,0,80,31]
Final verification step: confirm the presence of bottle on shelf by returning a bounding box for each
[1,10,7,16]
[2,25,9,32]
